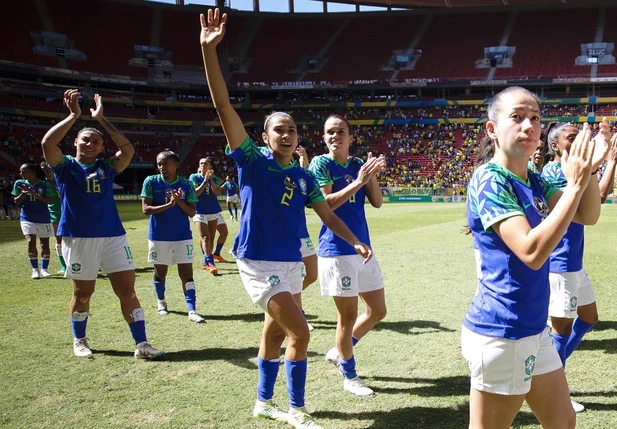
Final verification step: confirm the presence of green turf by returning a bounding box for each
[1,202,617,428]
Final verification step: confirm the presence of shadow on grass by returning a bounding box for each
[576,338,617,354]
[134,266,154,274]
[313,404,538,429]
[167,310,263,323]
[164,347,320,368]
[308,319,455,335]
[367,375,469,397]
[591,320,617,332]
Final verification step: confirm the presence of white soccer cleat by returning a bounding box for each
[157,300,168,315]
[344,376,375,397]
[252,399,288,422]
[325,347,340,369]
[571,399,585,413]
[40,269,51,278]
[188,311,206,324]
[287,407,322,429]
[134,342,165,360]
[307,322,314,332]
[31,269,40,279]
[73,338,93,357]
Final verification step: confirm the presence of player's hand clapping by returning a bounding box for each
[562,122,594,191]
[90,94,104,122]
[64,89,81,118]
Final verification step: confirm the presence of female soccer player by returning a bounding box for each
[190,157,224,274]
[222,175,240,221]
[12,163,54,279]
[141,149,205,324]
[40,162,67,274]
[309,115,387,398]
[463,86,607,429]
[541,120,616,413]
[201,9,371,428]
[41,89,164,360]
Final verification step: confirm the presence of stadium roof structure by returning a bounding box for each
[317,0,614,9]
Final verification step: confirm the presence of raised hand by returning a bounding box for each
[200,8,227,49]
[64,89,81,117]
[590,117,611,170]
[357,156,380,185]
[169,189,183,205]
[562,123,594,191]
[205,169,214,181]
[353,241,373,264]
[90,94,104,121]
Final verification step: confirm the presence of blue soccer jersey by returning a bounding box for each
[309,154,371,257]
[12,179,52,223]
[141,175,198,241]
[464,160,558,340]
[226,136,325,262]
[222,181,239,197]
[541,160,584,272]
[52,155,124,237]
[190,174,222,215]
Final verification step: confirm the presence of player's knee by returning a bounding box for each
[266,329,287,347]
[369,305,387,323]
[74,289,93,303]
[562,407,576,429]
[288,324,310,349]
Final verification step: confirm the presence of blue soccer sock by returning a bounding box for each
[565,318,595,360]
[228,206,233,217]
[71,313,88,339]
[285,358,307,408]
[234,207,238,218]
[352,336,360,346]
[339,355,357,380]
[203,253,208,266]
[257,357,280,402]
[552,333,568,367]
[184,281,196,312]
[41,258,50,270]
[153,279,166,301]
[129,320,147,345]
[207,255,215,266]
[214,243,223,256]
[29,258,38,269]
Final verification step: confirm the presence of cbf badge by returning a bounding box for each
[525,355,536,376]
[298,178,307,195]
[345,174,354,184]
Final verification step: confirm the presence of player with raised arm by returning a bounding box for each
[141,149,205,324]
[41,90,164,360]
[463,86,607,429]
[190,157,225,274]
[40,162,67,274]
[309,115,387,398]
[12,163,54,279]
[201,9,372,429]
[541,120,615,413]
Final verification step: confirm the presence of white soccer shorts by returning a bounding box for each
[236,258,303,311]
[62,235,135,280]
[461,326,562,395]
[548,268,595,318]
[20,221,54,238]
[147,239,195,266]
[193,213,220,224]
[300,236,316,258]
[227,195,240,204]
[318,254,384,297]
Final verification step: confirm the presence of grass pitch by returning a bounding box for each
[1,202,617,428]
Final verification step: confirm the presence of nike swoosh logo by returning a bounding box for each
[523,202,532,209]
[333,176,345,181]
[268,167,283,173]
